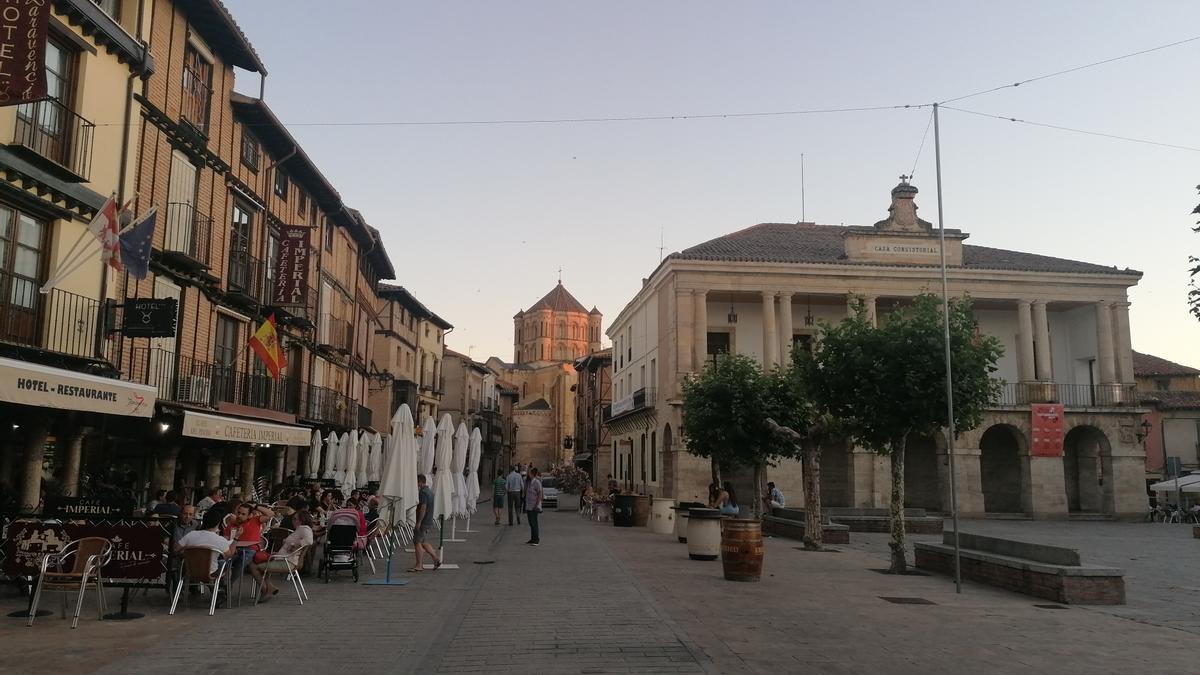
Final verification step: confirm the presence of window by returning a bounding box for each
[0,205,46,317]
[240,131,259,171]
[706,332,731,363]
[1155,378,1171,392]
[181,44,212,134]
[15,37,77,169]
[214,316,240,368]
[792,334,813,355]
[640,434,646,482]
[323,221,333,252]
[650,431,657,482]
[274,168,288,200]
[228,201,252,292]
[91,0,120,19]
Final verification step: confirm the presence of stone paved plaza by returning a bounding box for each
[0,511,1195,674]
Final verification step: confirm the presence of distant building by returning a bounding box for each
[1135,351,1200,487]
[574,349,613,486]
[371,284,451,426]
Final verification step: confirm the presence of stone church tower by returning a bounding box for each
[512,282,602,365]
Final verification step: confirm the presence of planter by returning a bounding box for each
[720,519,764,582]
[686,508,722,560]
[649,498,674,534]
[556,493,580,511]
[673,502,704,543]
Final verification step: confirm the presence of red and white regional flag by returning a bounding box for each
[87,195,122,272]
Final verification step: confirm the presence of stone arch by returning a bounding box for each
[662,424,674,496]
[904,433,942,511]
[980,424,1025,514]
[1063,424,1114,514]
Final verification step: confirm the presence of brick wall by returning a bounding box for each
[915,548,1125,605]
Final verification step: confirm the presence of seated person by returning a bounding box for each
[249,509,314,601]
[174,504,198,541]
[364,497,381,525]
[152,491,182,518]
[176,510,237,592]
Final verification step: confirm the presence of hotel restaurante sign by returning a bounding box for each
[0,356,156,417]
[0,1,50,105]
[182,411,311,446]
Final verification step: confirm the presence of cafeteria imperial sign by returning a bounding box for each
[0,356,156,417]
[182,411,311,446]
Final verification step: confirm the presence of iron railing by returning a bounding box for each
[161,202,214,269]
[226,249,264,304]
[306,385,354,427]
[992,382,1138,408]
[180,61,211,136]
[0,273,99,358]
[610,387,656,419]
[318,317,353,354]
[13,97,95,180]
[118,347,300,414]
[270,283,318,329]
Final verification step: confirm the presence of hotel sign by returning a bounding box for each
[272,224,310,306]
[0,1,49,106]
[182,410,311,446]
[0,356,155,417]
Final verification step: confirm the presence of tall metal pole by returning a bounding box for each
[932,103,962,593]
[800,153,807,222]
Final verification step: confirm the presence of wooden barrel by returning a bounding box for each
[720,519,764,582]
[631,495,651,527]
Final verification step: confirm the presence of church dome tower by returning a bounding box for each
[513,281,601,364]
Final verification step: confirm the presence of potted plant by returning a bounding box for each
[548,461,589,511]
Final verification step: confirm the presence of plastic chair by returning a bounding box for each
[170,546,231,616]
[255,544,310,606]
[27,537,112,629]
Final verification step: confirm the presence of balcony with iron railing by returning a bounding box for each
[180,63,211,137]
[117,348,300,415]
[0,271,100,358]
[608,387,656,422]
[159,202,215,272]
[992,382,1138,409]
[318,317,353,355]
[12,98,95,181]
[306,384,355,427]
[268,282,318,330]
[225,249,264,308]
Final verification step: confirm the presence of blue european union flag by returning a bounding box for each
[119,207,157,280]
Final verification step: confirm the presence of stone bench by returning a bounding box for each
[914,532,1125,605]
[762,515,850,544]
[775,507,944,534]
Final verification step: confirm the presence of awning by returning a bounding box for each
[572,453,593,462]
[182,411,311,446]
[0,355,155,418]
[1149,474,1200,492]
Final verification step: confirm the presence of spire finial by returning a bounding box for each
[557,266,562,284]
[899,174,911,185]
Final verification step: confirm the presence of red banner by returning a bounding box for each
[1030,403,1066,457]
[4,521,167,580]
[0,1,50,106]
[272,224,310,305]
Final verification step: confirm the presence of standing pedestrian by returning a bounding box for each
[492,471,506,525]
[408,474,441,572]
[505,465,524,526]
[525,467,544,546]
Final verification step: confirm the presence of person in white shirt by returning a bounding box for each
[505,466,524,526]
[195,487,224,517]
[763,482,786,512]
[176,510,237,575]
[250,509,315,601]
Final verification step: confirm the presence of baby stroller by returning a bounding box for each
[322,513,362,583]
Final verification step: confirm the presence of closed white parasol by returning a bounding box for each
[354,430,370,491]
[367,432,384,484]
[466,427,482,514]
[308,429,322,478]
[450,423,469,518]
[431,414,455,522]
[379,405,419,526]
[324,431,340,482]
[418,415,436,477]
[343,430,360,490]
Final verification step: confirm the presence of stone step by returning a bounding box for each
[984,513,1033,520]
[1068,513,1116,522]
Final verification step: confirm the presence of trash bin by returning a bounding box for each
[613,494,637,527]
[672,501,705,543]
[649,498,674,535]
[686,508,723,560]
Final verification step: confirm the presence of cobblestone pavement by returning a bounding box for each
[0,512,1194,674]
[842,518,1200,634]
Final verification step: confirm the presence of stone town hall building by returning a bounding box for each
[607,181,1148,520]
[487,282,602,470]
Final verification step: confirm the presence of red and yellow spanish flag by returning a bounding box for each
[249,314,288,378]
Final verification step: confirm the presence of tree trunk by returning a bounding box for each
[710,456,721,496]
[752,463,764,519]
[801,436,823,550]
[888,434,908,574]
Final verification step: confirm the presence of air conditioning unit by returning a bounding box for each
[177,375,211,404]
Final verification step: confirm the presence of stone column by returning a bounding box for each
[1032,300,1053,382]
[0,441,15,488]
[274,447,286,487]
[1094,301,1117,384]
[676,288,695,375]
[1022,454,1068,520]
[863,295,878,327]
[153,445,180,493]
[1016,300,1035,382]
[937,443,984,517]
[761,291,778,367]
[60,426,91,498]
[693,290,708,371]
[1112,301,1134,384]
[241,447,256,500]
[777,292,794,366]
[205,451,222,494]
[182,450,198,503]
[19,418,49,512]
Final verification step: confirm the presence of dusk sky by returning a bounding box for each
[225,1,1200,367]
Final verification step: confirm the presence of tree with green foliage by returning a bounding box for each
[1190,186,1200,320]
[681,354,797,516]
[764,348,832,550]
[816,294,1003,573]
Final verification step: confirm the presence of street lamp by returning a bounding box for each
[563,435,574,450]
[1136,418,1152,444]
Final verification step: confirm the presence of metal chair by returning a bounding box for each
[170,546,232,616]
[255,544,311,606]
[27,537,113,629]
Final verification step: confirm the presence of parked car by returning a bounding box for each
[539,477,559,508]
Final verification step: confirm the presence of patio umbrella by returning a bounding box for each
[380,404,419,526]
[451,423,469,518]
[343,430,360,490]
[466,428,482,514]
[355,430,370,490]
[367,431,383,484]
[308,430,322,478]
[323,431,340,481]
[418,415,436,477]
[431,414,455,522]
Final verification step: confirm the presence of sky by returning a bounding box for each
[225,0,1200,367]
